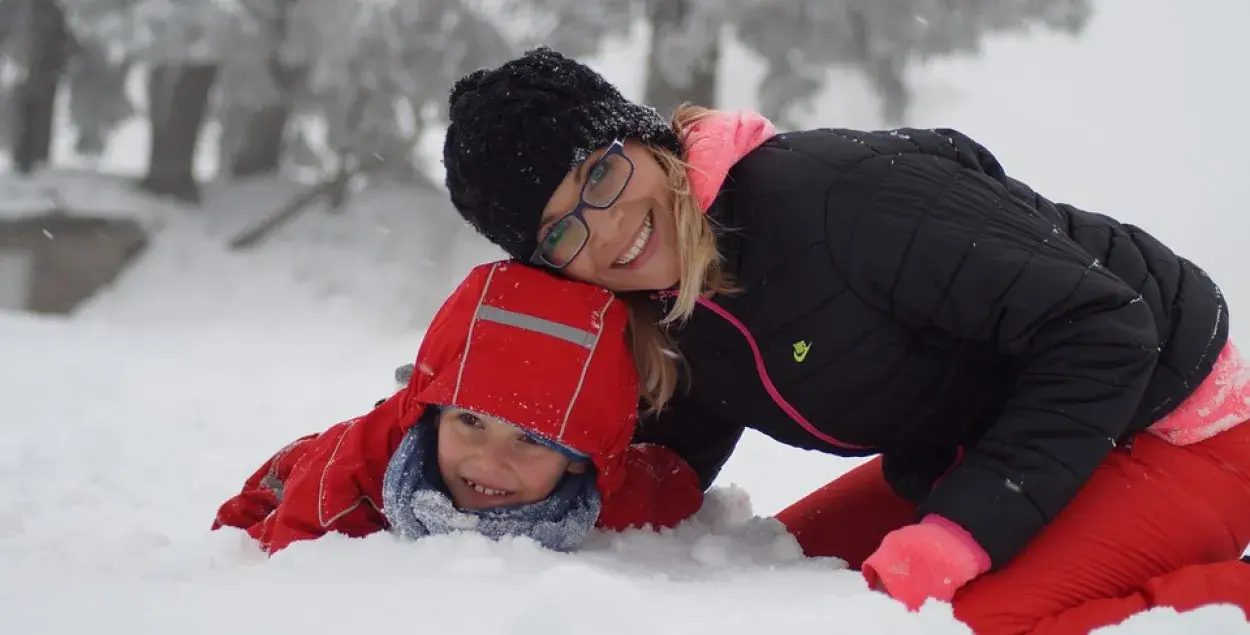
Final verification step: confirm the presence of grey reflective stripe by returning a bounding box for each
[260,473,285,503]
[475,305,598,348]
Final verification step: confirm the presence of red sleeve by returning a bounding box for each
[212,433,321,532]
[211,391,417,554]
[595,443,704,531]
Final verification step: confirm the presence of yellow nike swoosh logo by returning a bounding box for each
[793,341,811,362]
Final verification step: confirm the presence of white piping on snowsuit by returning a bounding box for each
[454,262,610,443]
[314,262,612,530]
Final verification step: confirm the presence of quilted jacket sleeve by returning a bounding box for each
[825,150,1159,568]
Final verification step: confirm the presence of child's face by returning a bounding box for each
[436,407,587,510]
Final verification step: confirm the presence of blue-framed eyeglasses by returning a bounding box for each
[530,140,634,269]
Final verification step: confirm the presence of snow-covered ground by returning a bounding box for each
[3,298,1247,635]
[3,0,1250,632]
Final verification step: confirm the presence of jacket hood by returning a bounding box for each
[398,260,638,499]
[683,108,777,211]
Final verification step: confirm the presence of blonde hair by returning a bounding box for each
[630,103,738,416]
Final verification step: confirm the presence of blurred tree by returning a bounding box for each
[268,0,633,188]
[1,0,75,174]
[0,0,18,156]
[0,0,130,169]
[228,0,513,246]
[216,0,553,187]
[64,0,258,202]
[729,0,1094,127]
[64,42,133,163]
[143,63,218,201]
[51,0,634,209]
[228,0,636,249]
[630,0,1092,127]
[216,0,303,178]
[501,0,634,55]
[643,0,721,117]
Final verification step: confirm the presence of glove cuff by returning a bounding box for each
[920,513,991,574]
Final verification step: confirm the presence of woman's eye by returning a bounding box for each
[518,434,541,446]
[587,160,610,184]
[542,221,567,247]
[458,413,482,428]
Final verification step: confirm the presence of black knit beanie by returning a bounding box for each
[443,47,683,261]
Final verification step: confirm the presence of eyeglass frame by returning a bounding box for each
[529,139,634,270]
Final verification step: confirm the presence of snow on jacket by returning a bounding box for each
[634,110,1229,569]
[213,261,703,554]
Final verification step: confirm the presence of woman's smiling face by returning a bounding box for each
[536,140,681,292]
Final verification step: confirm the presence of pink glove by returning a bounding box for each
[861,514,991,611]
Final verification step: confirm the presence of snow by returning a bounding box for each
[3,0,1250,632]
[0,169,170,224]
[69,176,501,333]
[3,309,1249,634]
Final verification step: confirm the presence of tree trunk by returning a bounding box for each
[141,64,218,203]
[13,0,71,174]
[228,103,290,177]
[228,157,359,250]
[847,8,912,125]
[866,57,910,125]
[228,0,301,178]
[643,0,720,117]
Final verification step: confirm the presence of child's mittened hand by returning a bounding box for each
[596,443,702,531]
[861,514,991,611]
[212,489,279,530]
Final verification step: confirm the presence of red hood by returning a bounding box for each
[398,261,638,498]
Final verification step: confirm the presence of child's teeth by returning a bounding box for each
[466,479,508,496]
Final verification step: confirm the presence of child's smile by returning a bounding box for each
[436,407,586,511]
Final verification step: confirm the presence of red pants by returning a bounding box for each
[775,421,1250,634]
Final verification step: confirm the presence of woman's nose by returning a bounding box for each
[585,205,627,247]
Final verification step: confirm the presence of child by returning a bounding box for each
[212,261,703,554]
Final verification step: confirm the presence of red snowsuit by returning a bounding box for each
[777,340,1250,634]
[212,261,703,554]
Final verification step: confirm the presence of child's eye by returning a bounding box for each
[517,434,541,446]
[457,412,483,428]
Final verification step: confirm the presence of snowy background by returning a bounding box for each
[2,0,1250,632]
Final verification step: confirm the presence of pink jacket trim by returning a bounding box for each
[1149,340,1250,445]
[682,108,777,212]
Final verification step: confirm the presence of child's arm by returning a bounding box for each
[211,432,322,532]
[596,443,704,531]
[211,390,413,553]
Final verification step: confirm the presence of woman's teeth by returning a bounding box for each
[614,213,654,266]
[464,479,509,496]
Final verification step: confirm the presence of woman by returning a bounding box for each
[212,261,702,554]
[440,47,1250,633]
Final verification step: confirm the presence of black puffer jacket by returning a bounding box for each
[633,127,1228,569]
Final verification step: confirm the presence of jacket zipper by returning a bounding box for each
[657,289,875,452]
